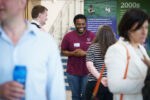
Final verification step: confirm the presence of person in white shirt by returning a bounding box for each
[105,6,110,14]
[105,8,149,100]
[31,5,48,30]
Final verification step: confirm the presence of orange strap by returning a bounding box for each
[92,64,105,98]
[120,44,130,100]
[92,43,130,100]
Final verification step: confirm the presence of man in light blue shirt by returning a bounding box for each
[0,0,66,100]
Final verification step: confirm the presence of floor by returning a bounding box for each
[66,90,72,100]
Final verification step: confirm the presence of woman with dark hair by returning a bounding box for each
[105,8,150,100]
[85,25,116,100]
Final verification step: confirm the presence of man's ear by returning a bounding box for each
[38,13,42,18]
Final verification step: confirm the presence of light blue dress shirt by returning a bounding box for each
[0,22,66,100]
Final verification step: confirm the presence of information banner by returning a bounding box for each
[84,0,118,38]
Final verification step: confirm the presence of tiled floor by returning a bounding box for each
[66,90,72,100]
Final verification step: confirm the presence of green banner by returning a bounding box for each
[84,0,118,38]
[117,0,150,55]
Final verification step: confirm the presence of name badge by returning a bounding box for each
[74,43,80,47]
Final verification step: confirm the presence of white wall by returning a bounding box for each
[40,0,84,45]
[41,0,66,32]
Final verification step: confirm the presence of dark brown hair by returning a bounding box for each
[31,5,48,18]
[118,8,150,41]
[92,25,117,57]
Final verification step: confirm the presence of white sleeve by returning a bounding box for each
[46,37,66,100]
[105,44,144,94]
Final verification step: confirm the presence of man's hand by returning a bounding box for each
[74,49,86,56]
[0,81,25,100]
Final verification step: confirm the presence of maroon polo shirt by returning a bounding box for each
[61,30,96,76]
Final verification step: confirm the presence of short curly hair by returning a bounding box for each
[73,14,87,24]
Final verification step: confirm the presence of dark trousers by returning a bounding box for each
[142,68,150,100]
[85,81,113,100]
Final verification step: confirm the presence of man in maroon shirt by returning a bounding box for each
[61,14,96,100]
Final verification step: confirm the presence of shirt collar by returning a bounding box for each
[0,24,5,37]
[26,20,37,36]
[0,20,37,37]
[31,20,40,26]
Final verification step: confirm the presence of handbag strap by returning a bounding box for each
[91,43,130,100]
[120,44,130,100]
[92,64,105,98]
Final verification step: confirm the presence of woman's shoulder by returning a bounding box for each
[87,43,101,53]
[108,41,125,51]
[106,41,128,58]
[89,43,100,49]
